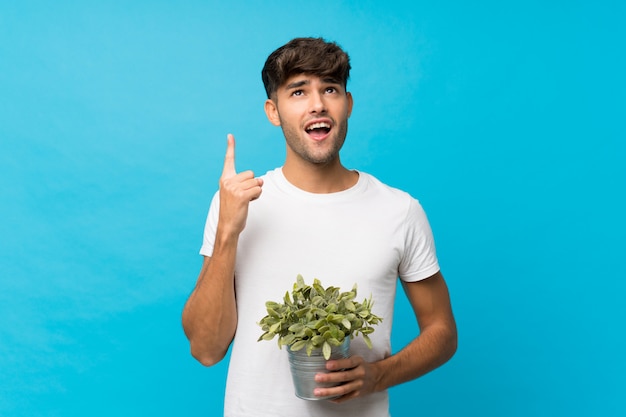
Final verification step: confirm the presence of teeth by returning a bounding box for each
[306,122,330,131]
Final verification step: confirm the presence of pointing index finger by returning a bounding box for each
[222,133,236,177]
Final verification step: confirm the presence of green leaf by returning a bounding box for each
[295,306,310,318]
[280,334,295,346]
[310,335,324,346]
[310,320,325,330]
[265,301,280,309]
[259,331,275,341]
[296,274,305,288]
[361,327,374,334]
[269,322,281,333]
[283,291,292,306]
[290,340,307,351]
[288,323,305,333]
[322,341,331,360]
[312,295,325,306]
[328,337,342,347]
[328,323,339,338]
[313,281,325,295]
[362,334,373,349]
[341,318,351,330]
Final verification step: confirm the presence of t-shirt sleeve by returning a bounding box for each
[398,198,440,282]
[199,191,220,257]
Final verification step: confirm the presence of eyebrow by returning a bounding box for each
[285,80,309,90]
[284,78,342,90]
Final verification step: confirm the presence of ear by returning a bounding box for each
[346,92,354,118]
[264,99,281,126]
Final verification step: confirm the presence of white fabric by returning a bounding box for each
[200,168,440,417]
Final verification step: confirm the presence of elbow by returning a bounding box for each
[182,318,226,366]
[431,321,457,365]
[190,341,227,367]
[182,308,235,367]
[193,354,221,368]
[444,325,458,361]
[448,332,458,360]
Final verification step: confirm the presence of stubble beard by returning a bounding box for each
[281,117,349,166]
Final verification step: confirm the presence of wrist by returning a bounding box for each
[213,227,241,254]
[370,360,388,393]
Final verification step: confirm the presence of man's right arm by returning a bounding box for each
[182,251,237,366]
[181,134,263,366]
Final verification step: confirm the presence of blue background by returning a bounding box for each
[1,1,624,416]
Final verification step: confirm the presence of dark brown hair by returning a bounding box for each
[261,37,351,99]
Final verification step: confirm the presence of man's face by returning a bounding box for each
[265,74,353,166]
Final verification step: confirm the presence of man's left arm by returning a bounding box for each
[313,271,457,402]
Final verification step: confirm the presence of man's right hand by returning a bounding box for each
[218,134,264,237]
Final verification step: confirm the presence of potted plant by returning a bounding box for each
[257,274,382,400]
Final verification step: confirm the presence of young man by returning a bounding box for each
[182,37,457,417]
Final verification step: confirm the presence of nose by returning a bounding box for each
[309,91,327,114]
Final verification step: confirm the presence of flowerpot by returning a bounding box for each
[287,338,350,401]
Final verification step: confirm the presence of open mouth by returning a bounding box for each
[305,121,331,140]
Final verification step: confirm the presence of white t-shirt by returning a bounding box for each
[200,168,440,417]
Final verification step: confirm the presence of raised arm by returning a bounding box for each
[182,134,263,366]
[313,271,457,401]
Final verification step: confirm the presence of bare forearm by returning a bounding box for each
[182,233,239,366]
[374,323,457,391]
[373,272,458,390]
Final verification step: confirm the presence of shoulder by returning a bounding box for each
[359,172,417,203]
[358,172,429,220]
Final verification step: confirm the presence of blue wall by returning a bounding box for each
[1,1,624,416]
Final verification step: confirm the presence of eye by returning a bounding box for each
[291,89,304,97]
[325,87,337,94]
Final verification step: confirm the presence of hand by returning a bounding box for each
[313,355,382,403]
[218,134,263,236]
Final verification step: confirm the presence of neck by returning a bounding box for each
[282,157,358,194]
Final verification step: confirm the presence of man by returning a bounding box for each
[182,37,457,417]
